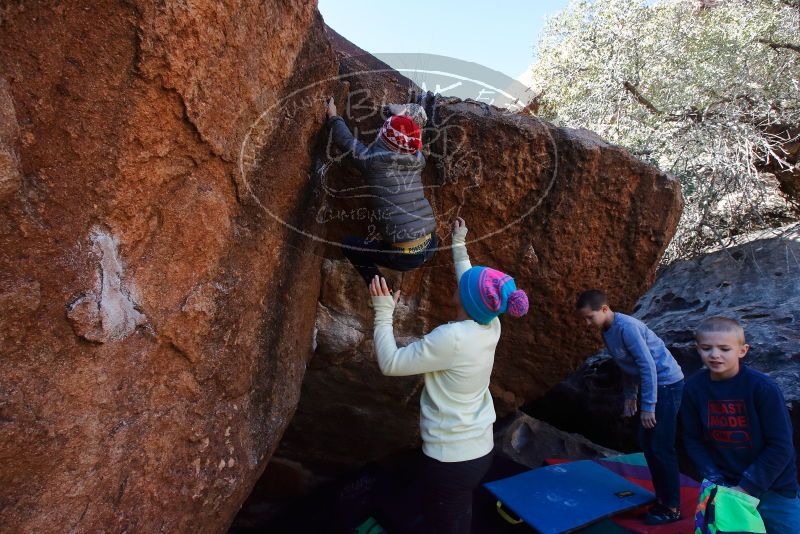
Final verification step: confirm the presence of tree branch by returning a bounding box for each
[758,39,800,54]
[622,81,662,114]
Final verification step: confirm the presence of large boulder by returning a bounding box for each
[277,32,683,473]
[0,2,337,532]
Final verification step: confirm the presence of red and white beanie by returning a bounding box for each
[379,115,422,154]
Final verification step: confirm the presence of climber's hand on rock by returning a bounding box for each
[453,217,468,239]
[369,275,390,297]
[369,276,401,305]
[326,97,337,119]
[622,398,637,417]
[640,410,656,429]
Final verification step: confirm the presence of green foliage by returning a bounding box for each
[530,0,800,261]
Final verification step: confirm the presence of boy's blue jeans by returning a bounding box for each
[639,379,684,510]
[757,489,800,533]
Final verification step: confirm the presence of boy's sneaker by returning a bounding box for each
[643,503,681,525]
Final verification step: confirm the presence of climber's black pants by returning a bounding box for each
[342,234,437,286]
[420,450,493,534]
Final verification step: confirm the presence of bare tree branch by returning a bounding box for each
[622,81,662,114]
[758,38,800,54]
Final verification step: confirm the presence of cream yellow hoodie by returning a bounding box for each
[371,230,500,462]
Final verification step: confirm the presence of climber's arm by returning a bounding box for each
[373,308,457,376]
[326,98,370,172]
[370,277,456,376]
[452,217,471,283]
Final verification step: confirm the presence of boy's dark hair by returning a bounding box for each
[695,316,746,345]
[575,289,608,311]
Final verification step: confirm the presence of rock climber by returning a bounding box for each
[325,96,437,287]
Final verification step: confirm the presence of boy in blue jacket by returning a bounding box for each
[576,289,685,524]
[681,316,799,533]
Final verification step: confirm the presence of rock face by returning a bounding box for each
[495,412,619,469]
[0,2,337,532]
[525,353,642,453]
[0,78,21,200]
[528,227,800,458]
[277,31,683,473]
[635,226,800,384]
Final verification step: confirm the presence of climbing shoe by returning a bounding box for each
[643,503,681,525]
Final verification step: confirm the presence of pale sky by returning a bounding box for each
[317,0,572,82]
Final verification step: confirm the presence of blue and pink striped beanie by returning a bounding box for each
[459,267,529,324]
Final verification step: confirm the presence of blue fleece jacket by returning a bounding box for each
[602,312,684,412]
[681,366,798,498]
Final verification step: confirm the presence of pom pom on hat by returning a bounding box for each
[386,103,428,128]
[459,267,529,324]
[507,289,529,318]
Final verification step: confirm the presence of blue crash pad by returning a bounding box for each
[484,459,655,534]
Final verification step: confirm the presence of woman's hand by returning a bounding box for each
[326,97,337,119]
[452,216,468,238]
[369,276,401,305]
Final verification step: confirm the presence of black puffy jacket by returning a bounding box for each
[328,115,437,243]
